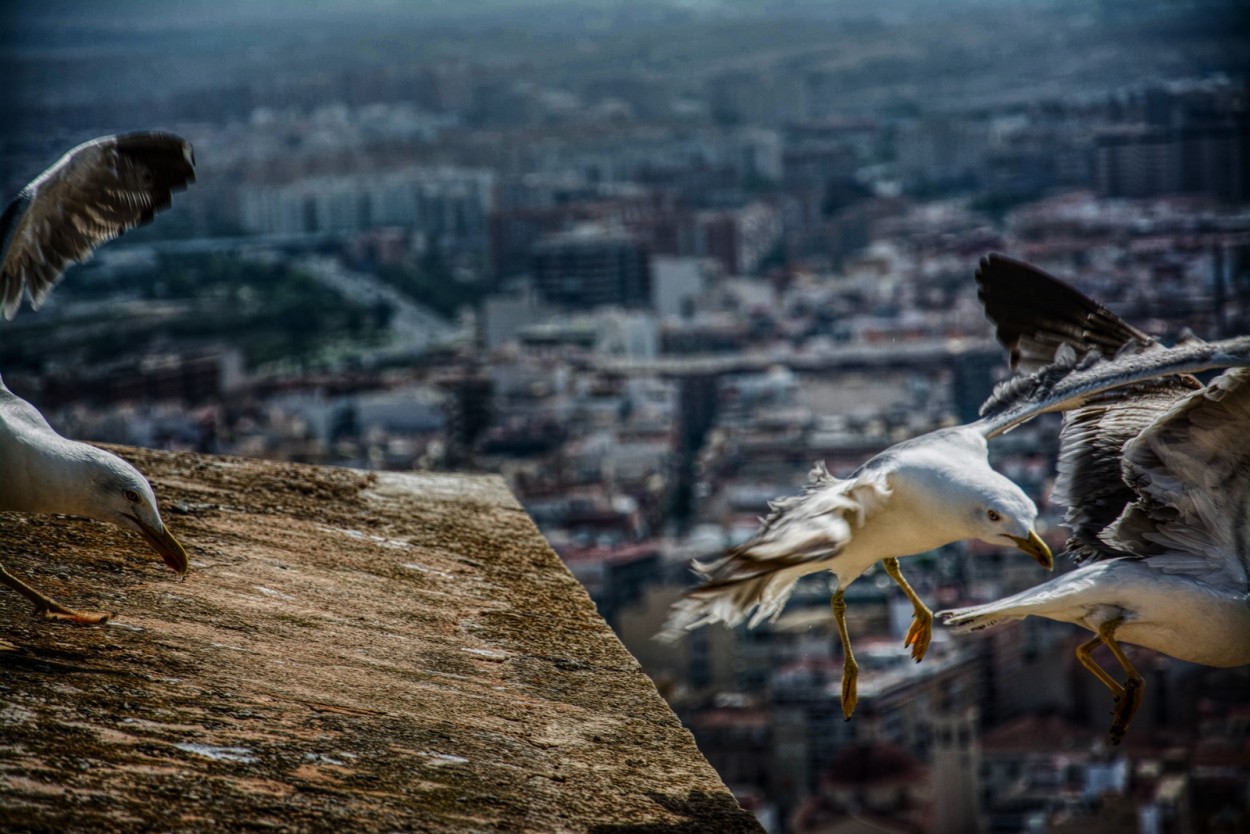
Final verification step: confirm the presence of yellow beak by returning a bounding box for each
[1007,530,1053,570]
[130,515,190,576]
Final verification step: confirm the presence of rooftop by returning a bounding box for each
[0,447,762,833]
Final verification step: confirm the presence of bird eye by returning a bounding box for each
[124,489,140,503]
[987,509,1002,522]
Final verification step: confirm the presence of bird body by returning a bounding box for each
[0,132,194,624]
[662,426,1045,638]
[663,423,1051,721]
[664,252,1250,723]
[944,558,1250,668]
[1,376,104,518]
[941,253,1250,742]
[0,373,188,589]
[824,429,1040,580]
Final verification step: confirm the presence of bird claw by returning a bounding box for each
[39,607,113,625]
[1108,678,1143,745]
[903,612,933,662]
[841,664,859,721]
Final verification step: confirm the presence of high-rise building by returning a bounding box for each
[530,225,652,309]
[1095,123,1250,202]
[239,167,495,252]
[930,708,985,834]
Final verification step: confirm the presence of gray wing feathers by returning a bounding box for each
[1101,367,1250,584]
[974,252,1218,563]
[976,335,1250,439]
[0,132,195,319]
[1052,381,1194,563]
[659,462,891,639]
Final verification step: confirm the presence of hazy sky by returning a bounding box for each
[2,0,1243,127]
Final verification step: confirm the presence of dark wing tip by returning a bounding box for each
[974,252,1153,375]
[112,131,197,192]
[0,131,196,318]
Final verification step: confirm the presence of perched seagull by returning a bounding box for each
[662,265,1250,722]
[0,132,194,623]
[941,254,1250,743]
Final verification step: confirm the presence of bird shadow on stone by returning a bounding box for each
[0,644,140,677]
[588,791,762,834]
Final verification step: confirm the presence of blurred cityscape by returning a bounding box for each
[2,1,1249,831]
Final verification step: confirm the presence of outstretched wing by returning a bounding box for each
[1099,367,1250,586]
[974,252,1204,561]
[0,131,196,319]
[660,462,891,640]
[975,335,1250,439]
[975,253,1155,374]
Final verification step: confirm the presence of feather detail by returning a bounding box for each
[0,132,195,319]
[1052,380,1191,563]
[974,252,1154,374]
[1100,367,1250,585]
[658,463,891,641]
[974,335,1250,439]
[978,342,1090,419]
[936,605,1011,634]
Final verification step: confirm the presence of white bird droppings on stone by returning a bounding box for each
[173,743,257,763]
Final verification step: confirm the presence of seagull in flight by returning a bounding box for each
[0,132,194,624]
[663,256,1250,722]
[941,254,1250,743]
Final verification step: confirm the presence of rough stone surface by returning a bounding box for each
[0,447,762,834]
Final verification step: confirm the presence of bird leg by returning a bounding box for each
[1075,618,1144,745]
[0,563,113,625]
[832,588,858,720]
[882,557,933,662]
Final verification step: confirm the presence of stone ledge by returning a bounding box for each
[0,446,762,834]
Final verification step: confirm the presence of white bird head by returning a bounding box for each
[965,478,1052,568]
[895,428,1053,569]
[82,449,189,576]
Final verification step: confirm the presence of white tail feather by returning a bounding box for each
[657,564,808,642]
[938,603,1022,634]
[658,463,891,643]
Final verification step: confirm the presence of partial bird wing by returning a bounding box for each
[975,253,1155,374]
[1098,367,1250,586]
[974,252,1204,561]
[1050,380,1195,562]
[660,461,891,639]
[0,132,196,319]
[975,335,1250,439]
